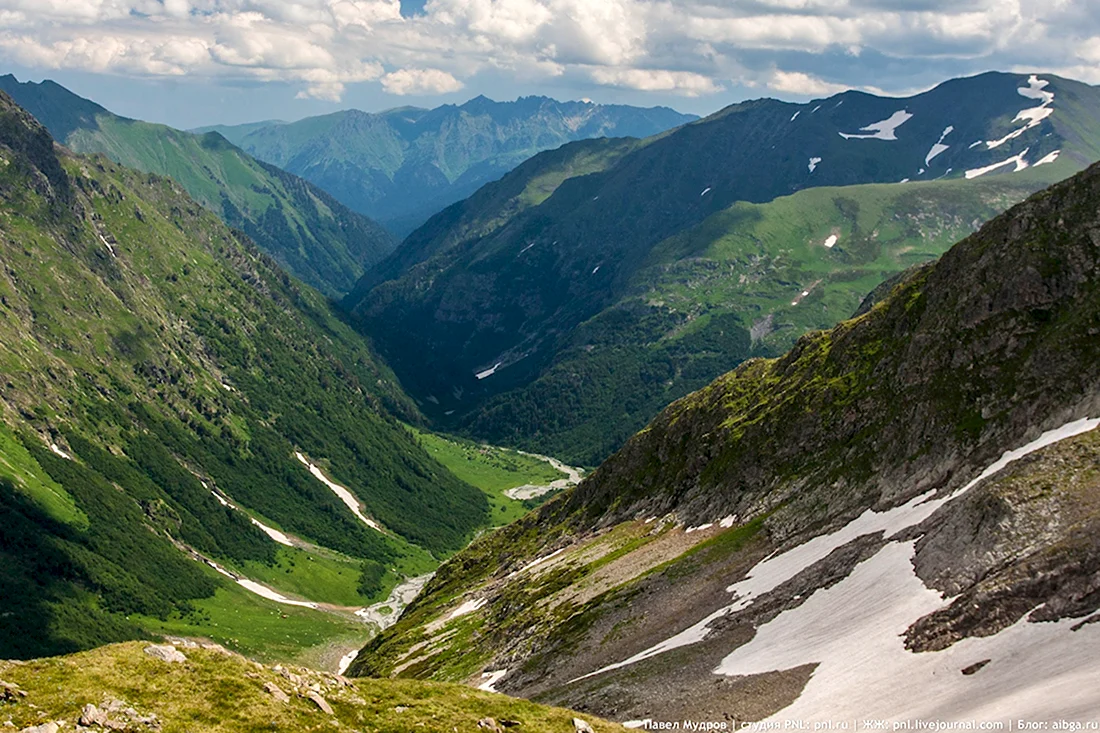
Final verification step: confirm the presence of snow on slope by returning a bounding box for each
[578,416,1100,684]
[925,126,954,165]
[987,75,1055,149]
[295,452,383,532]
[839,110,913,140]
[966,148,1030,179]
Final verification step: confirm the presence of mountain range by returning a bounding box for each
[346,71,1100,464]
[0,89,484,660]
[352,156,1100,722]
[0,75,397,296]
[199,97,698,236]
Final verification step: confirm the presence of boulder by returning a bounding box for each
[143,645,186,664]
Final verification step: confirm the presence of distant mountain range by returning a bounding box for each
[197,97,698,235]
[0,75,397,296]
[345,71,1100,464]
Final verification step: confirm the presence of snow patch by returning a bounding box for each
[478,669,508,692]
[811,105,821,114]
[519,547,567,573]
[475,362,503,380]
[573,416,1100,683]
[1034,150,1061,167]
[823,234,838,249]
[839,110,913,141]
[924,125,954,165]
[685,523,714,534]
[965,148,1030,179]
[449,597,487,620]
[294,452,383,532]
[355,573,433,629]
[49,443,71,460]
[720,515,736,528]
[700,187,712,196]
[808,157,821,173]
[592,266,601,274]
[337,649,359,675]
[986,75,1054,149]
[236,578,318,608]
[790,111,801,122]
[519,242,536,255]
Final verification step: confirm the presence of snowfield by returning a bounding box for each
[839,110,913,140]
[580,416,1100,703]
[986,76,1054,149]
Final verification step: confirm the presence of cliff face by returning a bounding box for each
[350,162,1100,724]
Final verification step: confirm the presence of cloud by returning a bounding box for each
[0,0,1095,102]
[380,67,463,94]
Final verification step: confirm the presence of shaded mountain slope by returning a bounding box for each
[346,72,1100,464]
[0,91,485,659]
[351,159,1100,722]
[0,75,396,296]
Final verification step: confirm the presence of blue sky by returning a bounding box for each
[0,0,1096,129]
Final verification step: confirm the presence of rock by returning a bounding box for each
[0,682,25,702]
[394,706,408,713]
[80,703,108,726]
[263,682,290,704]
[478,719,504,732]
[19,723,59,733]
[143,645,186,664]
[961,659,991,676]
[306,691,334,715]
[573,719,595,733]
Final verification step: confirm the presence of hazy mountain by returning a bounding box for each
[198,96,698,235]
[0,75,396,296]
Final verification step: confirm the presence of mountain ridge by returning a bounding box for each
[346,70,1100,464]
[0,74,397,296]
[202,95,697,234]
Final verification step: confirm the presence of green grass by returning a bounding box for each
[0,425,85,527]
[0,642,628,733]
[411,427,568,525]
[237,546,368,608]
[134,574,366,666]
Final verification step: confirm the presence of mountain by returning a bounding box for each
[345,71,1100,465]
[0,75,397,296]
[198,96,698,235]
[0,641,626,732]
[350,159,1100,722]
[0,90,488,661]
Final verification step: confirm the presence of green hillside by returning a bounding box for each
[0,76,396,296]
[347,71,1100,465]
[0,91,486,660]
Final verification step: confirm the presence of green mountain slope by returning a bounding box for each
[0,91,486,660]
[200,96,696,235]
[0,76,396,296]
[351,161,1100,722]
[0,641,626,733]
[346,71,1100,464]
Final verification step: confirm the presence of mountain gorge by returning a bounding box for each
[201,97,698,235]
[347,72,1100,464]
[351,157,1100,723]
[0,89,486,661]
[0,75,397,296]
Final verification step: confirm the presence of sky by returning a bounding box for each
[0,0,1096,129]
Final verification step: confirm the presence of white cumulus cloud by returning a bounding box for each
[381,67,463,95]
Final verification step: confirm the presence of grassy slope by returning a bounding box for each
[412,428,569,525]
[0,93,485,660]
[0,76,396,296]
[0,642,626,733]
[462,164,1068,464]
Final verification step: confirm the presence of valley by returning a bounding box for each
[3,58,1100,729]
